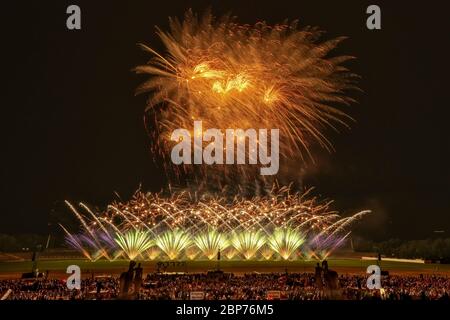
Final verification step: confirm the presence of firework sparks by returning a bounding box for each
[135,10,358,181]
[146,247,161,260]
[114,230,153,260]
[260,245,275,260]
[194,229,229,260]
[62,185,368,260]
[223,247,238,260]
[154,229,192,260]
[185,246,200,260]
[230,231,266,260]
[267,228,306,260]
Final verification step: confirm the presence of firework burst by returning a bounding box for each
[62,185,369,260]
[185,246,201,260]
[145,246,161,260]
[260,245,275,260]
[223,247,239,260]
[114,230,153,260]
[135,10,358,181]
[230,231,266,260]
[154,229,192,260]
[194,229,229,260]
[267,228,306,260]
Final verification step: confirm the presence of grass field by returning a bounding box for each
[1,259,449,279]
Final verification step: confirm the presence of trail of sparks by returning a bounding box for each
[62,186,369,261]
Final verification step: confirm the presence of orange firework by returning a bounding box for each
[135,10,358,180]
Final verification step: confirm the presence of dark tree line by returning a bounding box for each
[354,238,450,260]
[0,234,64,252]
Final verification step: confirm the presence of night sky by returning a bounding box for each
[2,0,449,240]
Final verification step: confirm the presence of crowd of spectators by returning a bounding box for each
[0,272,448,300]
